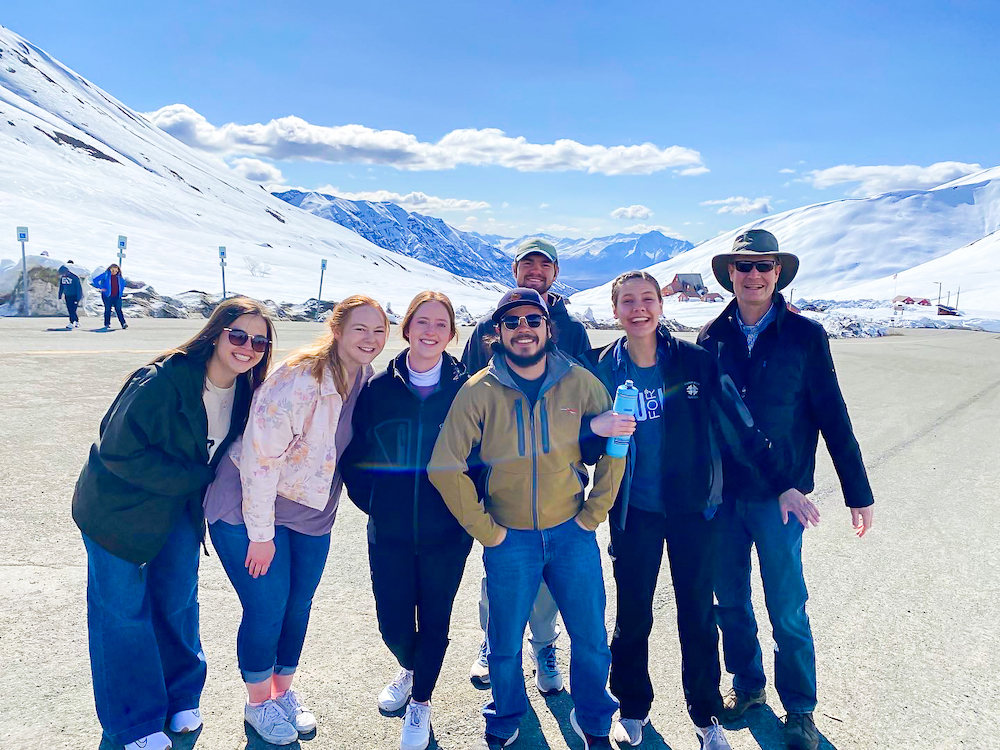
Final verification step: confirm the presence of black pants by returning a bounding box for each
[609,507,723,727]
[103,296,126,328]
[369,540,472,702]
[64,296,80,324]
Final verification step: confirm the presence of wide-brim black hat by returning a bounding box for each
[711,229,799,293]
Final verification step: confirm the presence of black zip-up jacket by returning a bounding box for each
[72,353,252,564]
[461,292,591,375]
[342,350,475,549]
[585,326,792,529]
[698,295,874,508]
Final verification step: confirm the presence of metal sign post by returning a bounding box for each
[318,259,327,302]
[219,247,227,299]
[16,226,30,315]
[117,236,128,267]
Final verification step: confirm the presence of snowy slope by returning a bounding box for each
[572,167,1000,319]
[0,27,508,314]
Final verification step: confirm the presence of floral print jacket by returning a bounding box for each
[230,359,373,542]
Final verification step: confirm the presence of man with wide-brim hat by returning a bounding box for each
[698,228,874,750]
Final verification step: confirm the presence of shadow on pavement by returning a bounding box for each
[633,721,677,749]
[99,726,204,750]
[516,700,554,748]
[732,705,839,750]
[45,326,72,331]
[243,721,304,749]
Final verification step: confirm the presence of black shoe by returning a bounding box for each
[472,728,518,749]
[121,323,128,329]
[570,709,612,747]
[784,712,819,750]
[720,687,767,722]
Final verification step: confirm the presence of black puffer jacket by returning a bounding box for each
[72,353,252,564]
[342,350,475,549]
[698,295,874,508]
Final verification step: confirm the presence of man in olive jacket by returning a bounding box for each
[430,287,624,749]
[699,229,875,750]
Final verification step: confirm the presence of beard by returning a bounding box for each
[492,336,553,368]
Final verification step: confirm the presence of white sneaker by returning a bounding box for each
[378,668,414,712]
[168,708,202,733]
[244,699,299,745]
[273,689,317,734]
[529,644,564,694]
[125,732,171,750]
[73,321,80,328]
[400,701,432,750]
[612,715,649,746]
[697,718,733,750]
[470,640,490,685]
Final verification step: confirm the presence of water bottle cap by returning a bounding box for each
[624,379,634,388]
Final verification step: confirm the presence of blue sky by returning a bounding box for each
[5,1,999,243]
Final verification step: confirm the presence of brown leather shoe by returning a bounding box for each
[720,687,767,722]
[784,712,820,750]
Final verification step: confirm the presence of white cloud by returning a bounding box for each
[144,104,705,176]
[464,216,479,224]
[311,186,488,212]
[805,161,982,197]
[678,166,710,176]
[539,203,550,209]
[700,196,773,215]
[229,157,285,183]
[779,168,796,174]
[624,223,684,238]
[501,202,510,209]
[611,204,653,220]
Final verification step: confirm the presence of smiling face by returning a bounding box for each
[212,313,268,380]
[613,277,663,338]
[512,253,558,295]
[729,255,781,307]
[337,304,388,370]
[497,303,549,367]
[405,300,453,363]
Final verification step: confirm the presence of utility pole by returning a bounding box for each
[956,286,961,310]
[219,247,227,299]
[16,226,30,315]
[318,258,327,302]
[935,281,942,306]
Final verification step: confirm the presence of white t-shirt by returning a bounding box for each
[203,377,236,461]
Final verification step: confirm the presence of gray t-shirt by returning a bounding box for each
[627,364,666,515]
[204,370,364,536]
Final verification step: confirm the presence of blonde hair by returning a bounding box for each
[401,291,457,343]
[284,295,388,398]
[611,270,663,307]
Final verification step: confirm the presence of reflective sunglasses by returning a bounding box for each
[733,260,778,273]
[500,314,546,330]
[223,327,269,353]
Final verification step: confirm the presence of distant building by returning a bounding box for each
[917,298,932,306]
[893,295,916,304]
[701,292,724,303]
[676,292,693,302]
[662,273,707,298]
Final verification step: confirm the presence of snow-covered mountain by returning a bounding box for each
[0,26,508,315]
[572,166,1000,318]
[490,231,693,290]
[274,189,519,289]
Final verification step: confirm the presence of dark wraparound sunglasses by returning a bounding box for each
[224,327,270,352]
[500,314,546,330]
[733,260,778,273]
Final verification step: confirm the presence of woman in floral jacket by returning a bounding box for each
[203,295,388,746]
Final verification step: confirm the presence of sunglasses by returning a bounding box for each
[500,314,546,330]
[223,327,270,353]
[733,260,778,273]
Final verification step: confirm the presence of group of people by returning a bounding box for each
[57,261,129,330]
[73,230,874,750]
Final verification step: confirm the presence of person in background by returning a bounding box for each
[460,238,591,693]
[58,261,83,329]
[699,229,875,750]
[203,295,388,746]
[91,263,128,330]
[72,297,274,750]
[342,291,474,750]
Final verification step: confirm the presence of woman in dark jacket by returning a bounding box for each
[342,291,473,750]
[72,297,274,750]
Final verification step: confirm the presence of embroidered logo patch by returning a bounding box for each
[560,407,579,415]
[685,381,700,399]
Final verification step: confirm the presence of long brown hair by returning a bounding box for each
[155,296,276,392]
[401,291,457,343]
[284,295,388,398]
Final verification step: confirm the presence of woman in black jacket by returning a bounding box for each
[72,297,275,750]
[342,291,473,750]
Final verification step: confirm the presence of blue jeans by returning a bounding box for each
[83,520,204,746]
[208,521,331,683]
[712,499,817,713]
[483,517,618,739]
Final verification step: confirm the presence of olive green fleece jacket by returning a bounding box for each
[428,350,625,546]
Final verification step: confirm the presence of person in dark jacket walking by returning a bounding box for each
[698,229,875,750]
[460,238,590,693]
[72,297,274,750]
[585,271,804,750]
[58,262,83,328]
[91,263,128,330]
[342,291,474,750]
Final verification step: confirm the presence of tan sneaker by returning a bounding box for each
[720,687,766,722]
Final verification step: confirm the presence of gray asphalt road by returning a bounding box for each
[1,318,997,750]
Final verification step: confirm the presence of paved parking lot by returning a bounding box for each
[2,318,997,749]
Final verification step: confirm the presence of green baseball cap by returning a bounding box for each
[514,238,558,264]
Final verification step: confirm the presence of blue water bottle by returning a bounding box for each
[606,379,639,458]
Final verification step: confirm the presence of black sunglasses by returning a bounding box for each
[500,314,546,330]
[224,327,269,353]
[733,260,778,273]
